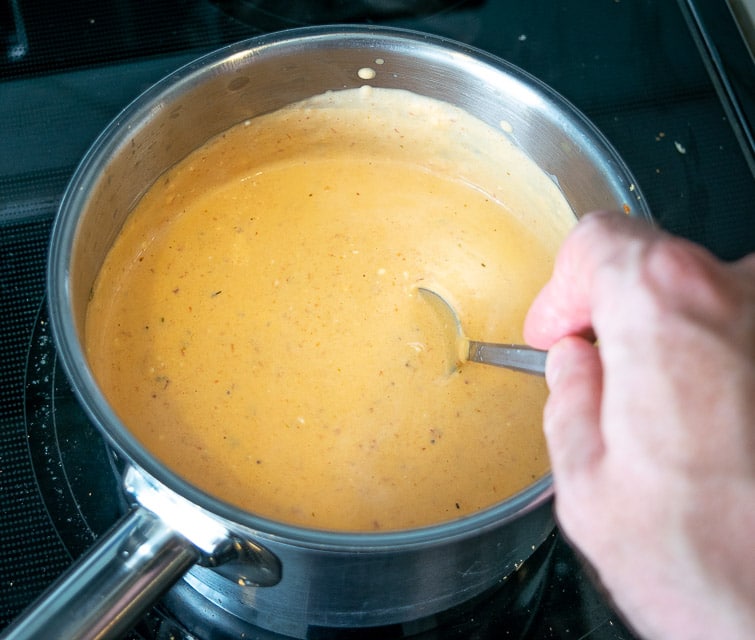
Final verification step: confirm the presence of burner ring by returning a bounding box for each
[23,299,125,560]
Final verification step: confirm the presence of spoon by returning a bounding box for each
[417,287,547,376]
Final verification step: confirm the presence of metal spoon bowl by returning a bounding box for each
[417,287,547,376]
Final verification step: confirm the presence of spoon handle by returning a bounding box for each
[467,341,547,376]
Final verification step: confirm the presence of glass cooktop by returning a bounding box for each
[1,0,753,638]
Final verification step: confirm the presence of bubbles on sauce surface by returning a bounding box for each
[357,66,377,80]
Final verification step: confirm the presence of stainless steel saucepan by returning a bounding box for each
[2,25,650,640]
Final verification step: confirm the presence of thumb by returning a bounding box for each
[543,336,604,481]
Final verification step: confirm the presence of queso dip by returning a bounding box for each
[85,87,575,531]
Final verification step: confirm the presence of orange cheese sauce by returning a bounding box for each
[85,87,575,531]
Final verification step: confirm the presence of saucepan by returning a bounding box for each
[2,25,650,640]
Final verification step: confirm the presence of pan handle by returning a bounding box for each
[0,506,199,640]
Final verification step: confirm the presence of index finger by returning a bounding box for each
[524,210,659,349]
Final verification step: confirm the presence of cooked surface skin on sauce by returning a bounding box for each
[85,87,575,531]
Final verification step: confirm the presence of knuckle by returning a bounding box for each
[641,237,752,328]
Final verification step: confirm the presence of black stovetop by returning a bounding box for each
[1,1,753,638]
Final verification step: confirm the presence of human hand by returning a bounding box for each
[524,210,755,639]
